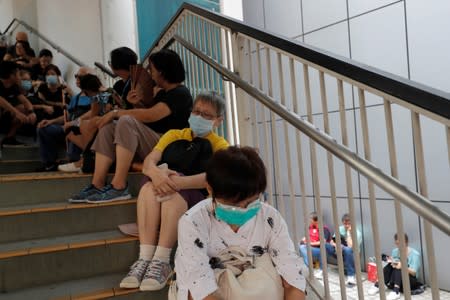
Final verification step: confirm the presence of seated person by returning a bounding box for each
[59,73,114,173]
[5,31,36,58]
[327,213,362,285]
[298,211,332,278]
[69,49,193,203]
[36,67,95,171]
[120,92,229,291]
[19,69,53,123]
[37,64,72,119]
[4,40,36,70]
[0,61,36,146]
[368,233,422,300]
[31,49,53,82]
[174,147,306,300]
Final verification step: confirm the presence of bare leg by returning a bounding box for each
[110,144,134,190]
[91,152,112,189]
[282,277,305,300]
[158,193,188,248]
[137,182,161,245]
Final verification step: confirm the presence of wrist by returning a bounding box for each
[112,109,119,119]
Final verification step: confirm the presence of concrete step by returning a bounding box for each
[0,230,139,292]
[0,272,168,300]
[0,172,144,207]
[0,199,136,244]
[0,159,42,174]
[0,144,40,160]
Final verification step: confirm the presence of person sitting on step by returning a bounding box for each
[68,49,193,203]
[298,211,332,279]
[0,61,37,146]
[119,92,229,291]
[327,213,362,286]
[174,146,306,300]
[36,67,95,171]
[368,233,422,300]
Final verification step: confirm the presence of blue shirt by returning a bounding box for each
[392,247,421,276]
[334,225,363,247]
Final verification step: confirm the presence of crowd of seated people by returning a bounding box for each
[0,31,327,300]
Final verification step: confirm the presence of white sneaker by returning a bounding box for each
[368,285,379,295]
[346,275,356,285]
[58,162,81,173]
[387,291,401,300]
[313,269,323,279]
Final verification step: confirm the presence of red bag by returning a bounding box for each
[367,262,377,282]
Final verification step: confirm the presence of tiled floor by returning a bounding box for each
[321,267,450,300]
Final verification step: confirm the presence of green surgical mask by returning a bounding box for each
[215,199,261,226]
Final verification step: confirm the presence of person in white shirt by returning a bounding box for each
[175,146,306,300]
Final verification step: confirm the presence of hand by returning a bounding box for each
[26,112,37,124]
[38,119,51,128]
[14,111,28,123]
[43,105,54,115]
[126,89,142,104]
[149,166,179,196]
[95,111,115,129]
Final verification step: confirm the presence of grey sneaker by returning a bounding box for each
[140,259,173,291]
[86,183,132,203]
[120,259,150,289]
[68,184,102,203]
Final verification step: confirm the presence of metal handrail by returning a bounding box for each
[94,62,116,78]
[144,3,450,121]
[170,34,450,236]
[2,18,87,67]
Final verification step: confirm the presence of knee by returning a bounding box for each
[342,246,353,255]
[116,115,136,130]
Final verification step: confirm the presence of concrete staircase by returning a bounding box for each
[0,145,168,299]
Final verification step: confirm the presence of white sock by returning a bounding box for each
[153,246,172,263]
[139,244,156,261]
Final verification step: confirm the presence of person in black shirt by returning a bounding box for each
[69,49,193,203]
[31,49,53,82]
[108,47,137,108]
[0,61,36,146]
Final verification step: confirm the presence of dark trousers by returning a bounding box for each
[383,263,419,293]
[38,124,81,165]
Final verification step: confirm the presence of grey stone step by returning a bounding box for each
[0,272,168,300]
[0,160,43,174]
[0,144,41,160]
[0,172,144,207]
[0,200,136,243]
[0,229,139,292]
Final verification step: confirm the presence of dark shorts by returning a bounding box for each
[140,176,207,209]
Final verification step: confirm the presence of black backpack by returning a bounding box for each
[160,137,213,175]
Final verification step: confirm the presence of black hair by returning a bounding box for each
[110,47,137,71]
[79,74,102,92]
[194,91,225,117]
[206,146,266,203]
[44,64,61,76]
[394,233,409,243]
[149,49,185,83]
[0,61,19,79]
[39,49,53,58]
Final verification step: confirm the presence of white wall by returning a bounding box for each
[242,0,450,289]
[1,0,138,92]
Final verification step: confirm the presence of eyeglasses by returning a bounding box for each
[192,109,217,120]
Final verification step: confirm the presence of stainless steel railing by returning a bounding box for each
[145,5,450,300]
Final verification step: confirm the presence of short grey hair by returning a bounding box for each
[194,91,225,117]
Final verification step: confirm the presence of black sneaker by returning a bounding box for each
[35,164,58,172]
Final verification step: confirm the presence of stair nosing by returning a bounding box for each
[0,198,137,217]
[0,230,138,259]
[0,171,142,182]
